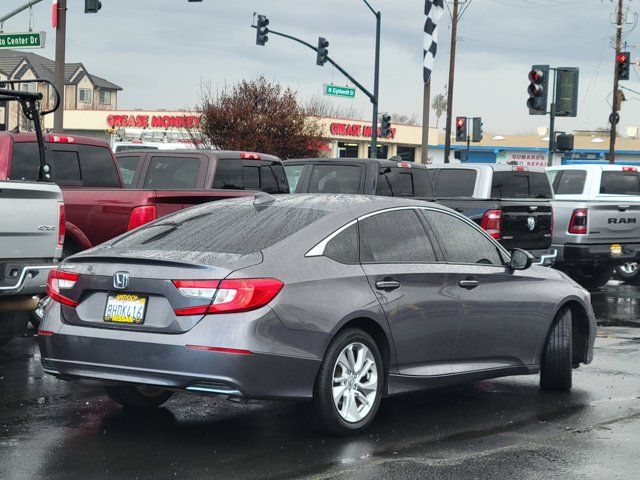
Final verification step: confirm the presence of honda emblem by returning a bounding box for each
[113,272,130,290]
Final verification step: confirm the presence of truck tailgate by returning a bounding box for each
[581,202,640,241]
[500,203,553,251]
[0,181,62,259]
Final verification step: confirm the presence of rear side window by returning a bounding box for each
[550,170,586,195]
[307,164,362,194]
[144,156,200,189]
[116,155,143,187]
[113,204,326,254]
[284,164,305,193]
[600,171,640,195]
[213,159,289,193]
[490,171,552,199]
[376,168,414,197]
[324,224,359,264]
[77,146,120,187]
[359,209,437,263]
[433,169,477,197]
[9,142,39,180]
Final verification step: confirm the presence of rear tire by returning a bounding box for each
[313,328,384,435]
[569,264,613,289]
[104,385,173,408]
[615,263,640,284]
[540,307,572,392]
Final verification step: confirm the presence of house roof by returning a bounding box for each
[0,50,121,90]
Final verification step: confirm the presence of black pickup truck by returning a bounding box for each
[284,158,555,264]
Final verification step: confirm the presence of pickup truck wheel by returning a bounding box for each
[104,385,173,408]
[540,307,572,392]
[614,263,640,284]
[570,264,613,289]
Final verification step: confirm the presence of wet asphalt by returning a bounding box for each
[1,283,640,480]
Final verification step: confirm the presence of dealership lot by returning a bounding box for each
[1,283,638,480]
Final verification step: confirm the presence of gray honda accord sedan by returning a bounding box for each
[39,194,596,435]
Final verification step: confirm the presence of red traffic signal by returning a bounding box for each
[617,52,631,80]
[617,53,628,64]
[528,69,545,83]
[527,65,549,115]
[455,116,467,142]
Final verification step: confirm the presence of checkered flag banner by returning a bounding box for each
[423,0,445,83]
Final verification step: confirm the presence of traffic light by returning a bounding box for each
[472,117,483,143]
[256,15,269,46]
[527,65,549,115]
[84,0,102,13]
[381,114,392,138]
[617,52,631,81]
[316,37,329,66]
[455,116,467,142]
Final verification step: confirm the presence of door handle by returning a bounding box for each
[459,279,480,290]
[375,280,401,291]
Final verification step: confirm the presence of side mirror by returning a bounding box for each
[509,248,534,271]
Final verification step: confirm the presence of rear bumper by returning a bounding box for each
[0,263,57,297]
[529,248,557,267]
[38,304,324,400]
[554,242,640,265]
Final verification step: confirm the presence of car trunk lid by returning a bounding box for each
[580,202,640,241]
[499,202,553,250]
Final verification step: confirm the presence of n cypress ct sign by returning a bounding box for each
[324,84,356,99]
[0,32,46,49]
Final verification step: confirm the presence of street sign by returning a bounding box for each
[324,84,356,99]
[0,32,46,49]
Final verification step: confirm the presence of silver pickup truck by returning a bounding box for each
[547,164,640,288]
[0,181,63,346]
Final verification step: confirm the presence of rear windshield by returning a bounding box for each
[600,171,640,195]
[433,169,476,197]
[143,156,201,189]
[376,167,434,197]
[549,169,586,195]
[307,164,362,194]
[112,203,326,254]
[213,159,289,194]
[9,141,120,187]
[490,171,552,199]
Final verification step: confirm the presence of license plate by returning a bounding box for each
[611,243,623,256]
[104,293,148,324]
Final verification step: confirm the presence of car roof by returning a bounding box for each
[283,158,429,169]
[5,132,110,148]
[114,149,282,162]
[547,164,637,171]
[429,163,547,173]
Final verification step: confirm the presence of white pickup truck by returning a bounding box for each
[547,164,640,288]
[0,181,64,346]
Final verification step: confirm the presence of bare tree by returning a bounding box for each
[389,113,418,126]
[303,92,364,120]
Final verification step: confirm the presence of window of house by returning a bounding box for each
[99,90,112,105]
[20,83,37,93]
[79,88,92,103]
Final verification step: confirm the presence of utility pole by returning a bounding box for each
[421,80,431,163]
[610,0,623,164]
[54,0,66,131]
[443,0,459,164]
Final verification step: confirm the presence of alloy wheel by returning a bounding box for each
[332,342,378,423]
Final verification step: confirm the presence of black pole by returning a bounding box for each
[54,0,66,131]
[371,10,380,159]
[548,68,557,166]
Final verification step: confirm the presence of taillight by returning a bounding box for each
[127,205,157,231]
[397,162,412,168]
[623,166,637,172]
[512,166,528,172]
[481,209,502,239]
[173,278,284,316]
[48,134,76,144]
[47,269,79,307]
[58,203,66,248]
[568,208,588,234]
[240,152,261,160]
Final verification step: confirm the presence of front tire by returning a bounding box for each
[104,385,173,408]
[540,307,572,391]
[615,262,640,284]
[569,264,613,289]
[313,329,384,435]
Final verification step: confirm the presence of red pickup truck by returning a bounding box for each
[0,133,289,256]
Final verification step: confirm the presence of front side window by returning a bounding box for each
[359,209,436,263]
[307,164,362,194]
[423,210,503,266]
[284,164,305,193]
[144,156,200,189]
[116,155,143,187]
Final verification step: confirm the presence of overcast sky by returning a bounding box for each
[1,0,636,134]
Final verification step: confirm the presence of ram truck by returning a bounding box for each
[285,159,555,264]
[547,164,640,288]
[0,180,63,345]
[0,134,288,255]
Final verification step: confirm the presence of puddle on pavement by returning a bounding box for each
[591,285,640,327]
